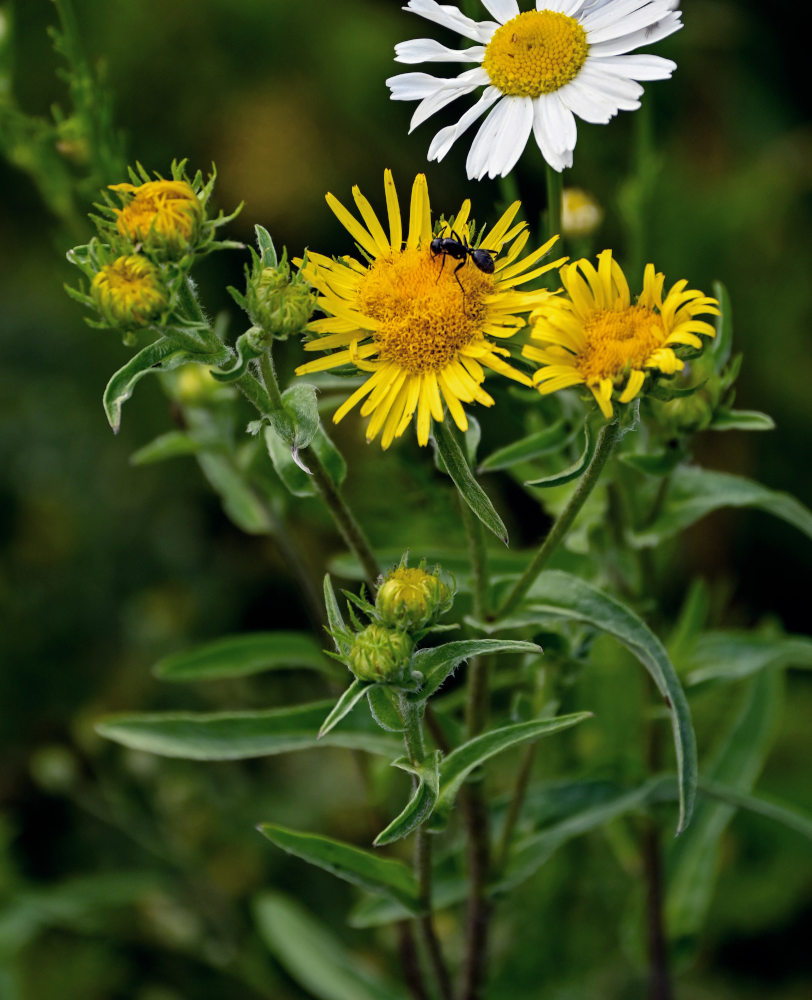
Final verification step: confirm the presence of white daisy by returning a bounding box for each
[386,0,682,178]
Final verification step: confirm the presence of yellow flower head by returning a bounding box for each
[524,250,720,419]
[90,254,168,328]
[376,565,453,631]
[110,179,203,257]
[295,170,564,449]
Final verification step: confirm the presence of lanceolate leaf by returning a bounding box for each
[630,466,812,548]
[104,338,223,432]
[154,631,334,682]
[254,893,407,1000]
[433,418,508,544]
[478,419,575,473]
[197,451,274,534]
[666,669,782,942]
[683,629,812,686]
[318,679,376,739]
[323,574,348,653]
[374,752,441,846]
[521,570,697,833]
[130,430,212,464]
[257,825,421,912]
[409,639,542,702]
[698,779,812,842]
[96,701,399,760]
[707,409,775,432]
[435,713,592,821]
[502,776,671,892]
[525,421,595,488]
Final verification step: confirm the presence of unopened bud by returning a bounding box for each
[348,624,414,683]
[376,566,452,631]
[245,250,315,342]
[561,188,603,239]
[110,179,204,258]
[91,254,168,328]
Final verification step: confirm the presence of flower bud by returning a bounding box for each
[245,250,316,342]
[560,188,603,239]
[110,179,204,258]
[91,254,168,328]
[348,623,414,683]
[376,566,453,631]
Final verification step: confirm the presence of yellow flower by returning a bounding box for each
[376,565,453,630]
[524,250,720,419]
[91,255,168,328]
[295,170,564,449]
[110,179,203,257]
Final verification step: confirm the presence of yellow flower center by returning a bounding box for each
[483,10,589,98]
[576,305,664,382]
[358,245,493,374]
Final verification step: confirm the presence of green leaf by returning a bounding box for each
[323,574,347,648]
[478,419,575,473]
[130,430,211,465]
[254,225,278,267]
[525,421,595,487]
[435,713,591,822]
[257,825,420,912]
[374,751,441,846]
[97,701,399,760]
[521,570,697,833]
[349,876,466,928]
[432,418,507,544]
[103,338,186,432]
[319,679,375,738]
[274,382,320,454]
[366,686,405,732]
[711,280,733,369]
[211,328,265,382]
[631,466,812,547]
[684,629,812,686]
[666,669,782,943]
[196,451,273,534]
[254,893,407,1000]
[707,409,775,432]
[619,446,685,477]
[502,776,671,891]
[697,779,812,842]
[154,631,333,682]
[409,639,542,702]
[265,424,346,497]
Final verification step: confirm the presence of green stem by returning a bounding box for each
[493,418,622,621]
[399,698,454,1000]
[237,365,380,591]
[545,163,563,245]
[494,740,537,872]
[460,498,489,621]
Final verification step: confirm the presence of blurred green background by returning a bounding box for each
[1,1,810,998]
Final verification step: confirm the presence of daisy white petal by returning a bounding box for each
[408,67,490,130]
[405,0,497,43]
[387,71,449,100]
[395,38,486,63]
[390,0,683,176]
[427,86,501,161]
[479,0,520,23]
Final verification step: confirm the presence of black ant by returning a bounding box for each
[430,230,497,301]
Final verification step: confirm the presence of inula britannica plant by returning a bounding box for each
[4,0,805,997]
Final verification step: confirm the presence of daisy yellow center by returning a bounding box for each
[358,245,493,374]
[576,305,663,382]
[483,10,589,98]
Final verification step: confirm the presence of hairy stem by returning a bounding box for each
[400,697,454,1000]
[494,740,538,872]
[460,496,489,621]
[493,418,622,621]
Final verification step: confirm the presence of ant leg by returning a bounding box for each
[454,258,467,315]
[434,251,446,284]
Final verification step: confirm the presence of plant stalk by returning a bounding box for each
[460,496,489,621]
[545,163,563,245]
[494,740,538,872]
[493,418,622,621]
[399,697,454,1000]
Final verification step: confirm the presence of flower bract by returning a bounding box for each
[387,0,682,177]
[524,249,720,417]
[295,169,564,448]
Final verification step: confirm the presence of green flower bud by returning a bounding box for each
[376,566,453,631]
[245,249,316,342]
[348,623,414,683]
[91,254,168,328]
